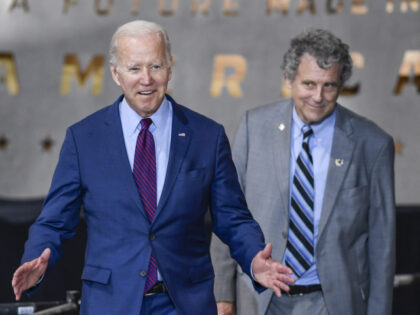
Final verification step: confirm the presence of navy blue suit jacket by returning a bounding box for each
[22,95,265,315]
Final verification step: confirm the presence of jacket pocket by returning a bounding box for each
[81,265,111,284]
[177,168,206,181]
[189,263,214,283]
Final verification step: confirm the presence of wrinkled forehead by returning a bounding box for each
[117,33,168,61]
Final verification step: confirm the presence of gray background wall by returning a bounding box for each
[0,0,419,204]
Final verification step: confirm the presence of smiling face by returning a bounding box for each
[110,32,172,118]
[286,53,341,125]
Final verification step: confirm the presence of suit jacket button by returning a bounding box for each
[149,234,155,240]
[282,231,287,238]
[140,270,147,277]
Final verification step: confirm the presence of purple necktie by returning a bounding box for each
[133,118,158,293]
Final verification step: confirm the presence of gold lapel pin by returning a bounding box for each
[278,123,285,131]
[335,158,344,166]
[178,132,186,137]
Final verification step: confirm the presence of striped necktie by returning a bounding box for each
[133,118,158,292]
[285,125,315,278]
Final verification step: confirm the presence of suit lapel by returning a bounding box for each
[154,100,191,222]
[318,105,355,238]
[265,100,293,258]
[269,100,293,223]
[104,97,147,220]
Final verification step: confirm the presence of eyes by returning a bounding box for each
[127,64,165,73]
[302,80,338,91]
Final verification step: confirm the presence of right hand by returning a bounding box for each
[217,301,235,315]
[12,248,51,300]
[252,243,295,297]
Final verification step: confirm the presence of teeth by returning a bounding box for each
[139,91,153,95]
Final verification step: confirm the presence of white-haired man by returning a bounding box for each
[12,20,294,315]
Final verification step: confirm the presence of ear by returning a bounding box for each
[284,78,292,89]
[167,55,174,81]
[109,61,121,87]
[168,66,173,82]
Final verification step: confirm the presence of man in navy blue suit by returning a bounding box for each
[12,20,294,315]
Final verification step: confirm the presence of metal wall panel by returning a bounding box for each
[0,0,419,203]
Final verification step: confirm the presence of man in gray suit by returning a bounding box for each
[211,29,395,315]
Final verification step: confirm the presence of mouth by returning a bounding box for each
[138,90,154,95]
[307,103,324,110]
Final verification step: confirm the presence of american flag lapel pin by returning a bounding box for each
[178,132,186,137]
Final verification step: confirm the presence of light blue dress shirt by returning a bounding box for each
[119,96,173,282]
[119,97,173,203]
[288,106,336,285]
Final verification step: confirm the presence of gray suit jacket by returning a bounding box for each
[211,99,396,315]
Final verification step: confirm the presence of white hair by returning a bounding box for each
[109,20,172,68]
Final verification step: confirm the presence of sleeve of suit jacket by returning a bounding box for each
[21,127,82,267]
[211,112,249,302]
[210,118,267,284]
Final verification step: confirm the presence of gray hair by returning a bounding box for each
[281,29,352,87]
[109,20,172,68]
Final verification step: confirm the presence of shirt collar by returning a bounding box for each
[120,96,170,135]
[292,105,337,141]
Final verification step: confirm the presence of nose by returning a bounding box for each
[312,86,323,103]
[138,68,153,85]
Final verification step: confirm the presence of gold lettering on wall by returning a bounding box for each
[95,0,113,15]
[9,0,29,12]
[192,0,211,15]
[0,54,19,95]
[63,0,78,13]
[224,0,239,16]
[60,55,104,95]
[327,0,344,14]
[297,0,316,14]
[132,0,141,15]
[210,55,247,98]
[159,0,179,16]
[386,0,419,13]
[341,52,364,95]
[266,0,290,15]
[394,50,420,94]
[351,0,368,14]
[400,0,419,11]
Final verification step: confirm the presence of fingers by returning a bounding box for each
[266,258,293,274]
[266,277,295,298]
[40,248,51,262]
[12,265,27,300]
[260,243,273,260]
[272,273,295,286]
[271,281,282,298]
[11,248,51,301]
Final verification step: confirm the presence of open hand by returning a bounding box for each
[12,248,51,300]
[252,243,295,297]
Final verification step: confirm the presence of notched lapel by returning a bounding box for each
[154,105,191,221]
[104,100,147,220]
[270,102,292,221]
[318,107,355,238]
[266,101,293,258]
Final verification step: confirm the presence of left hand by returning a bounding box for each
[252,243,295,297]
[12,248,51,300]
